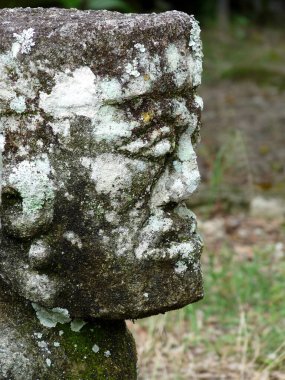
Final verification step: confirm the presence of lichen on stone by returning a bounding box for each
[189,16,203,87]
[32,303,71,328]
[12,27,35,55]
[7,154,54,215]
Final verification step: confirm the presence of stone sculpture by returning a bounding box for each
[0,8,203,379]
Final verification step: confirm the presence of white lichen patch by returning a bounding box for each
[134,43,146,53]
[85,154,132,196]
[38,54,162,120]
[189,17,203,87]
[70,319,87,332]
[194,95,204,110]
[125,59,140,78]
[64,192,74,201]
[34,332,43,339]
[165,44,181,72]
[168,241,201,275]
[174,261,188,274]
[135,211,173,258]
[0,133,6,153]
[150,128,200,208]
[98,78,123,102]
[37,340,48,350]
[92,344,99,353]
[122,52,161,98]
[12,28,35,56]
[32,303,71,328]
[53,341,60,347]
[82,153,148,199]
[0,133,4,199]
[105,211,119,225]
[39,67,98,118]
[119,139,148,154]
[35,58,165,121]
[118,123,170,155]
[63,231,83,249]
[91,105,139,143]
[16,144,30,157]
[9,95,26,114]
[0,56,18,108]
[165,44,189,87]
[0,329,34,378]
[168,241,195,259]
[177,133,195,161]
[119,126,173,158]
[0,51,39,114]
[150,139,172,157]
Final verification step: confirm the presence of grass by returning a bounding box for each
[130,230,285,379]
[195,129,254,215]
[191,244,285,351]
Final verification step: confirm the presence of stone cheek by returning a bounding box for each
[0,9,204,320]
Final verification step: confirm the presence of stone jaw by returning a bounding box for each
[0,8,203,320]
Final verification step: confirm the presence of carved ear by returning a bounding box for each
[1,154,55,238]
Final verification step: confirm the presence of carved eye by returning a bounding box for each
[2,187,23,210]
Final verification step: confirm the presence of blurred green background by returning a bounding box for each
[1,0,285,26]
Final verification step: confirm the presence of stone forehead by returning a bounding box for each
[0,9,193,69]
[1,8,202,137]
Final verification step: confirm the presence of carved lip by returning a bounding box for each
[134,206,199,260]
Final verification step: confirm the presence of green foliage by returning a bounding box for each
[202,25,285,87]
[87,0,135,12]
[60,0,81,8]
[222,66,285,90]
[56,0,137,11]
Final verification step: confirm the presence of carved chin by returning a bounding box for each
[23,234,203,320]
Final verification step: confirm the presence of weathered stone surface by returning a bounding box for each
[0,8,203,320]
[0,280,137,380]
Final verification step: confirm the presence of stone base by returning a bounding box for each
[0,281,137,380]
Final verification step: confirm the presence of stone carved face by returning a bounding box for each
[0,9,203,319]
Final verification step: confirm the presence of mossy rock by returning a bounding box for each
[57,321,137,380]
[0,282,137,380]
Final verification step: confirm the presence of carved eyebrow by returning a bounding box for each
[117,98,196,158]
[118,126,173,158]
[94,96,196,158]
